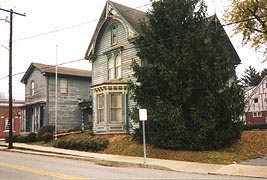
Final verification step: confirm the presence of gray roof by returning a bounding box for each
[21,63,91,84]
[111,1,146,35]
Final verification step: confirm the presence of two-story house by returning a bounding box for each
[244,76,267,124]
[84,1,241,134]
[20,63,92,133]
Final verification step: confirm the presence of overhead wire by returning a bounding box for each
[1,14,266,81]
[12,3,152,42]
[0,58,86,81]
[0,3,266,81]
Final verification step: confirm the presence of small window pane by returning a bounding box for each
[111,25,117,45]
[254,98,258,103]
[115,54,122,79]
[98,95,104,123]
[108,57,115,80]
[60,78,68,94]
[109,94,122,122]
[31,81,35,96]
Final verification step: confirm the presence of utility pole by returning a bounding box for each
[0,8,25,149]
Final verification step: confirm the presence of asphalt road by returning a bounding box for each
[0,151,265,180]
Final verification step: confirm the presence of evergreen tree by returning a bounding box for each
[260,68,267,79]
[241,66,262,87]
[130,0,245,150]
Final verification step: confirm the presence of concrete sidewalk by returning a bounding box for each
[0,141,267,179]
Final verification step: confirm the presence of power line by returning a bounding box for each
[1,14,266,81]
[86,14,267,60]
[0,58,86,81]
[12,3,152,42]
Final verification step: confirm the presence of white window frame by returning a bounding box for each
[252,111,262,117]
[108,53,122,80]
[4,118,14,132]
[97,94,104,124]
[108,57,115,80]
[115,54,122,79]
[60,78,68,94]
[109,93,122,123]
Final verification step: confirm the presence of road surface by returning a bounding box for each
[0,151,264,180]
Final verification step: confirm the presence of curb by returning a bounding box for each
[1,143,267,179]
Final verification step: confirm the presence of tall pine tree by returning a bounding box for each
[130,0,245,150]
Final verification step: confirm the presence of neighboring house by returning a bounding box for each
[84,1,241,134]
[20,63,92,133]
[0,99,24,138]
[244,76,267,124]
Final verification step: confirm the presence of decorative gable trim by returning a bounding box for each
[85,1,142,61]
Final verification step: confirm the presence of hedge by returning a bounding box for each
[244,123,267,130]
[53,132,109,152]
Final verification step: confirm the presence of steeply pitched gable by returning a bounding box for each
[84,1,146,60]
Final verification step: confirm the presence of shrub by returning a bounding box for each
[5,135,19,143]
[5,133,37,143]
[37,125,55,141]
[244,124,267,130]
[54,132,109,152]
[16,135,27,143]
[26,132,37,142]
[42,133,53,143]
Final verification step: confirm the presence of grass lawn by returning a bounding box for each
[98,130,267,164]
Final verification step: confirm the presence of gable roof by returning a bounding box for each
[111,1,146,35]
[85,1,240,64]
[21,63,91,84]
[207,15,241,64]
[246,76,267,99]
[84,1,146,60]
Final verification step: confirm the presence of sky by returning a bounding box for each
[0,0,266,100]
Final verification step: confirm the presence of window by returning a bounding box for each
[5,118,14,131]
[254,98,258,103]
[60,78,68,94]
[252,111,262,117]
[111,24,118,45]
[30,81,35,96]
[115,54,121,79]
[98,95,104,123]
[108,54,122,80]
[108,57,115,80]
[109,94,122,123]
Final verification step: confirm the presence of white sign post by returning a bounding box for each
[139,109,147,164]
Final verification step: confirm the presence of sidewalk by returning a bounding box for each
[1,140,267,179]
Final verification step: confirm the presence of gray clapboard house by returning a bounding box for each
[20,63,92,133]
[84,1,240,134]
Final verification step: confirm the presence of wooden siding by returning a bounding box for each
[25,68,47,103]
[47,75,91,130]
[92,19,141,133]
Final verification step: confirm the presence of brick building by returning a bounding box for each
[0,99,24,138]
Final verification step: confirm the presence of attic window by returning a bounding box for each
[30,81,35,96]
[111,24,118,45]
[254,98,258,103]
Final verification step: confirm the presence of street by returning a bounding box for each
[0,151,264,180]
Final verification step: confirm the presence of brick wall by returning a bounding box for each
[0,100,24,138]
[245,111,267,124]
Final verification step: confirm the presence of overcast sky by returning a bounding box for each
[0,0,265,100]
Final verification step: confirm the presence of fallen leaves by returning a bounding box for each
[99,130,267,164]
